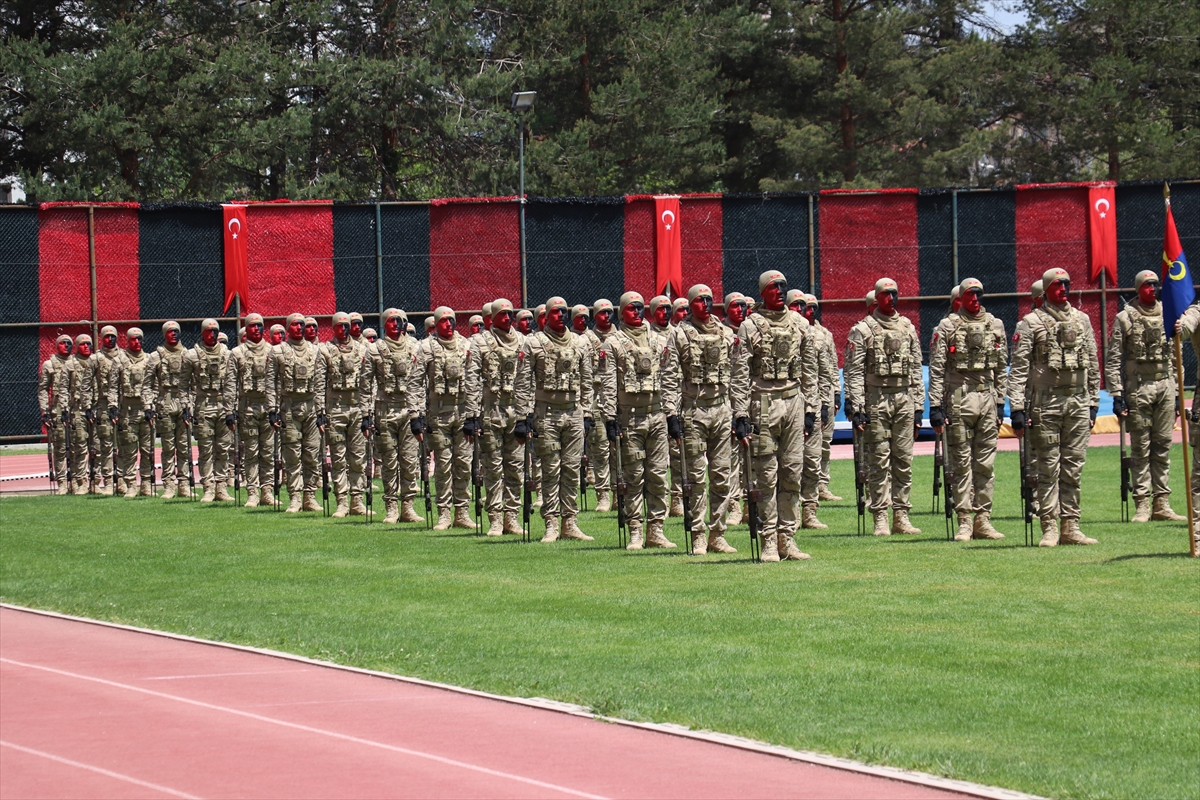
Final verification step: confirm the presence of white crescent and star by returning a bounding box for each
[661,209,675,231]
[1093,197,1110,219]
[227,216,242,240]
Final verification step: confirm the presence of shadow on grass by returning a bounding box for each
[1104,551,1197,562]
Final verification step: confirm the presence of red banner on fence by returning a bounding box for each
[655,196,682,298]
[1088,185,1117,284]
[222,204,249,314]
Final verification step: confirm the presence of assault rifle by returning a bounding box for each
[112,408,121,496]
[678,421,693,554]
[419,438,433,528]
[273,419,283,511]
[850,409,866,536]
[1119,415,1131,522]
[744,436,761,561]
[612,422,627,548]
[45,415,57,492]
[62,410,74,490]
[522,434,534,543]
[233,421,242,505]
[471,429,483,532]
[1019,428,1037,546]
[932,429,943,514]
[940,422,954,540]
[579,435,590,512]
[184,410,198,500]
[86,411,97,493]
[319,424,330,516]
[364,420,374,523]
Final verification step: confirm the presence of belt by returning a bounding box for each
[950,381,994,394]
[539,400,578,412]
[1035,384,1089,397]
[868,384,907,395]
[754,386,798,401]
[684,395,728,409]
[620,402,663,415]
[375,397,408,408]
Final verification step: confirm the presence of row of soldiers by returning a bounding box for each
[37,266,1197,558]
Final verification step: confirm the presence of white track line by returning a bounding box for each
[0,740,202,799]
[141,669,306,681]
[1,658,607,800]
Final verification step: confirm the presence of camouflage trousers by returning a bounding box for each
[618,408,669,525]
[194,394,230,488]
[116,402,155,485]
[482,407,525,516]
[748,390,805,538]
[944,386,998,514]
[427,403,471,511]
[863,388,915,513]
[1125,376,1176,500]
[279,396,320,495]
[682,401,733,532]
[1027,387,1090,522]
[238,401,275,495]
[155,399,191,488]
[534,404,584,519]
[375,399,419,503]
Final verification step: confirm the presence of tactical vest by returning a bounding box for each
[950,316,1003,372]
[95,352,116,391]
[432,339,467,398]
[620,334,661,393]
[68,359,89,405]
[1126,312,1168,363]
[119,355,147,399]
[484,335,520,399]
[1033,310,1087,370]
[279,342,318,395]
[196,345,227,393]
[684,326,729,386]
[378,340,411,397]
[327,343,363,391]
[158,347,184,390]
[866,319,912,377]
[540,334,581,393]
[750,316,803,381]
[238,344,271,394]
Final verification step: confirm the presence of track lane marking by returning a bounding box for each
[2,658,608,800]
[0,740,202,799]
[141,669,306,681]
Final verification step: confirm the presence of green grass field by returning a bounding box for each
[2,445,1197,800]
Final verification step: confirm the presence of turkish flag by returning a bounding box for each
[655,196,682,298]
[223,204,249,313]
[1088,185,1117,284]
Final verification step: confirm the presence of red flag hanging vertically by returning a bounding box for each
[1088,184,1117,284]
[223,204,249,313]
[655,196,682,298]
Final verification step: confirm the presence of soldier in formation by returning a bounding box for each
[267,313,326,513]
[363,308,424,524]
[147,321,193,499]
[225,313,275,507]
[322,311,369,517]
[183,318,233,502]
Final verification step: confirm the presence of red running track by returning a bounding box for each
[0,607,1020,800]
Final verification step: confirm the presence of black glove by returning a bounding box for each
[605,419,621,442]
[852,410,869,429]
[929,406,945,428]
[361,414,373,434]
[61,409,70,425]
[41,410,51,426]
[410,416,426,436]
[996,404,1005,426]
[514,417,530,440]
[584,416,594,436]
[225,413,237,428]
[667,414,683,440]
[820,405,829,425]
[834,392,842,413]
[1112,396,1127,416]
[145,409,156,424]
[181,407,193,424]
[1090,406,1098,425]
[465,417,482,437]
[804,411,816,436]
[108,406,119,424]
[734,416,752,441]
[85,408,95,423]
[316,413,328,429]
[269,410,281,427]
[1011,409,1027,430]
[914,409,924,430]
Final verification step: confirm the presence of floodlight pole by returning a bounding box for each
[519,114,528,309]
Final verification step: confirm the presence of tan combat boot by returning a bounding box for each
[892,509,921,534]
[504,511,522,535]
[114,478,126,496]
[101,480,115,496]
[707,531,737,554]
[759,532,780,562]
[349,492,367,516]
[160,480,177,500]
[954,513,973,542]
[1131,496,1152,523]
[331,492,349,518]
[214,483,233,502]
[561,516,594,541]
[1038,516,1059,547]
[972,512,1005,540]
[1151,496,1186,521]
[260,486,274,506]
[485,514,503,536]
[872,510,890,536]
[55,480,70,495]
[594,490,611,513]
[139,480,154,497]
[818,484,843,502]
[124,482,139,499]
[533,494,542,509]
[1059,518,1097,545]
[646,520,677,549]
[801,503,828,530]
[384,499,400,524]
[691,532,708,555]
[432,507,453,530]
[453,507,477,530]
[201,482,216,503]
[626,519,645,550]
[285,491,303,513]
[779,533,811,560]
[244,489,260,508]
[303,490,322,512]
[400,500,424,523]
[726,500,743,527]
[669,493,684,518]
[540,515,560,543]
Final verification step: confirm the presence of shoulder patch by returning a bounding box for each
[1012,332,1020,343]
[931,331,939,345]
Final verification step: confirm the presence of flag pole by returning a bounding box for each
[1173,334,1196,557]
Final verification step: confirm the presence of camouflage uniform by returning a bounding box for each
[266,313,327,513]
[224,314,276,507]
[38,335,85,493]
[599,292,682,549]
[89,326,121,494]
[723,292,748,526]
[1176,301,1200,546]
[182,319,233,502]
[409,306,475,531]
[362,308,424,524]
[583,299,617,512]
[649,295,684,517]
[927,279,1008,540]
[731,272,820,562]
[515,297,594,542]
[798,295,836,528]
[107,329,156,496]
[145,322,192,498]
[844,281,924,536]
[666,284,738,554]
[1008,268,1100,546]
[322,312,370,517]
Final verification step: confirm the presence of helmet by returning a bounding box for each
[162,320,181,335]
[407,323,415,334]
[1134,269,1160,290]
[433,306,455,323]
[545,296,569,313]
[349,312,364,325]
[482,302,494,318]
[382,308,406,324]
[74,333,92,348]
[648,295,670,314]
[286,313,305,328]
[536,303,547,316]
[127,327,143,340]
[875,277,898,295]
[201,318,219,332]
[515,308,534,321]
[492,298,515,315]
[1030,280,1044,299]
[803,293,818,307]
[217,332,229,344]
[593,298,614,316]
[362,327,377,340]
[424,316,435,331]
[245,313,265,327]
[304,316,318,328]
[959,278,983,295]
[1042,267,1070,287]
[865,290,876,307]
[270,323,286,336]
[724,291,746,308]
[332,311,351,327]
[688,284,714,303]
[620,291,646,311]
[672,297,688,312]
[786,289,805,306]
[468,314,483,327]
[100,324,118,338]
[572,303,590,318]
[950,285,962,301]
[758,270,786,293]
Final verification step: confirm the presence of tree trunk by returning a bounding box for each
[832,0,856,183]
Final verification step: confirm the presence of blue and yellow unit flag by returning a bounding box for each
[1161,185,1194,339]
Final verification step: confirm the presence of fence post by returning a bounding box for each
[808,194,816,292]
[375,202,384,319]
[88,206,98,345]
[951,189,959,287]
